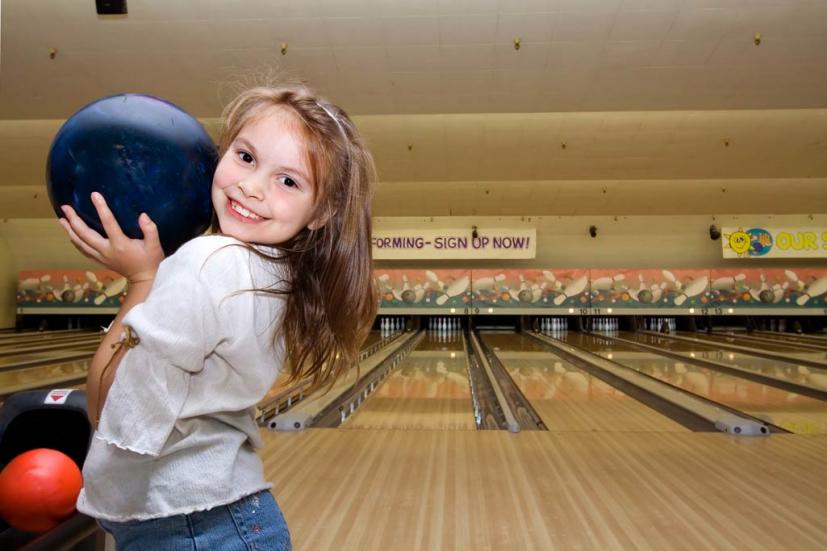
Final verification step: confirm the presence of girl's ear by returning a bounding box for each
[307,217,326,230]
[307,207,335,231]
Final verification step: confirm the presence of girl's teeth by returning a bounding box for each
[231,201,261,220]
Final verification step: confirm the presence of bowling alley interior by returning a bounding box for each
[2,1,827,550]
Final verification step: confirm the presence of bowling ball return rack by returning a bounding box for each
[0,390,102,551]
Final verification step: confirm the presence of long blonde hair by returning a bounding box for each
[214,84,377,392]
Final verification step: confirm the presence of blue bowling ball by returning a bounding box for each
[47,94,217,256]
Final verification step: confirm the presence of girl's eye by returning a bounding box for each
[237,151,254,164]
[278,176,299,189]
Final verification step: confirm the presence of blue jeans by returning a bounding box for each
[97,490,291,551]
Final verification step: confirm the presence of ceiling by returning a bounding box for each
[1,0,826,219]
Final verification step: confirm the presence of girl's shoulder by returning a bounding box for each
[159,235,247,280]
[168,235,285,287]
[176,234,246,255]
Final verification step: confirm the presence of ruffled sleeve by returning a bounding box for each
[95,236,254,457]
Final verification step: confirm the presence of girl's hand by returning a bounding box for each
[58,192,164,283]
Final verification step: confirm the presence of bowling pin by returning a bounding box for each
[471,276,496,292]
[674,276,708,306]
[85,271,103,291]
[413,282,428,303]
[531,281,546,303]
[771,282,788,303]
[53,276,71,302]
[662,270,681,292]
[748,274,770,303]
[626,274,647,302]
[425,270,443,289]
[94,277,128,305]
[712,273,746,291]
[554,274,588,306]
[785,270,805,292]
[19,275,50,292]
[592,274,625,291]
[796,276,827,306]
[436,275,470,306]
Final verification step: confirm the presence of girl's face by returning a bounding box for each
[212,106,323,245]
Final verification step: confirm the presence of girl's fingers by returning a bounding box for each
[61,204,109,252]
[91,192,127,241]
[58,218,104,262]
[138,213,161,247]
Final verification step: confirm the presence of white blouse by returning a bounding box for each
[76,235,287,521]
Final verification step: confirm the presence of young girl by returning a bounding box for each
[58,84,377,550]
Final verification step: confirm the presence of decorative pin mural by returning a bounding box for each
[589,269,709,309]
[375,269,471,309]
[17,270,127,309]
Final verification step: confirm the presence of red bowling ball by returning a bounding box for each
[0,448,83,533]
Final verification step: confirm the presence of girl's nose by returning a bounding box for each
[237,176,265,200]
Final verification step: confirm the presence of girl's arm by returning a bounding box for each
[58,192,164,428]
[84,278,153,428]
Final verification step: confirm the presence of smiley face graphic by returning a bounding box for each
[727,229,751,256]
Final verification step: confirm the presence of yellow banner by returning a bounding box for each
[721,227,827,259]
[372,229,536,259]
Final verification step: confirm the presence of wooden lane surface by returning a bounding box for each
[689,332,827,362]
[256,331,387,406]
[597,349,827,434]
[261,429,827,550]
[754,331,827,346]
[341,352,476,430]
[483,333,688,433]
[611,333,827,433]
[0,333,100,350]
[338,331,472,430]
[0,329,90,342]
[0,357,90,396]
[342,346,475,430]
[0,348,91,370]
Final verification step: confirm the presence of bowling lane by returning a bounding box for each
[342,332,476,430]
[0,336,101,358]
[0,348,95,370]
[0,330,96,346]
[627,332,827,390]
[563,332,827,434]
[481,332,688,432]
[752,331,827,349]
[0,329,89,343]
[0,357,90,397]
[758,329,827,340]
[259,331,390,405]
[362,331,383,348]
[683,332,827,363]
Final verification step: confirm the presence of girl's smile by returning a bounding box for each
[226,198,264,222]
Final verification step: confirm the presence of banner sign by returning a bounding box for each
[372,229,536,259]
[721,227,827,259]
